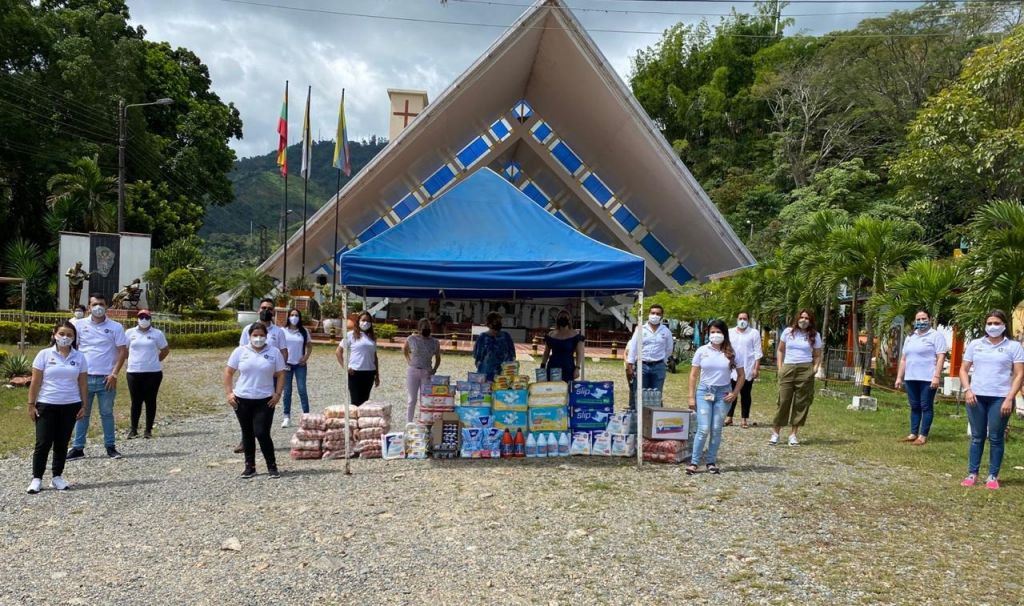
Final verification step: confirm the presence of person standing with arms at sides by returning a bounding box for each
[958,310,1024,490]
[625,304,673,409]
[280,308,312,428]
[770,309,823,447]
[71,305,86,321]
[26,322,87,493]
[894,310,947,446]
[726,311,762,428]
[234,298,287,453]
[336,311,380,406]
[224,323,285,479]
[473,311,516,381]
[403,318,441,423]
[687,319,745,475]
[541,310,585,383]
[67,293,127,461]
[125,309,170,439]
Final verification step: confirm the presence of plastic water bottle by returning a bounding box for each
[535,433,548,458]
[525,433,537,458]
[547,432,559,457]
[558,432,570,456]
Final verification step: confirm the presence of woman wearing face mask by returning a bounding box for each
[687,319,744,474]
[958,310,1024,490]
[26,322,87,494]
[894,310,947,446]
[224,323,285,479]
[280,308,312,428]
[473,311,516,381]
[771,309,823,447]
[403,318,441,423]
[726,311,762,428]
[125,309,170,439]
[541,311,585,382]
[336,311,380,406]
[71,305,87,321]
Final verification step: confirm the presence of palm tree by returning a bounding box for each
[46,155,117,233]
[784,209,850,344]
[232,267,275,311]
[872,258,964,327]
[3,238,56,310]
[954,200,1024,335]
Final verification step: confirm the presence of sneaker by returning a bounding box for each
[26,478,42,494]
[267,466,281,479]
[788,435,799,447]
[769,433,779,446]
[143,430,152,439]
[50,476,70,491]
[65,448,85,461]
[127,429,139,440]
[240,466,256,479]
[106,446,123,459]
[281,416,290,428]
[960,474,977,487]
[986,476,1000,490]
[706,464,721,475]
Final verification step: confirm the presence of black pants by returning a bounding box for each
[127,371,163,432]
[234,397,276,469]
[348,370,376,406]
[728,378,755,420]
[33,402,81,478]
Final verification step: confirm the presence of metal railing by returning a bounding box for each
[0,310,238,335]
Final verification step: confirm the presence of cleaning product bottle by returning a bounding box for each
[535,432,547,458]
[547,432,559,457]
[525,432,537,458]
[558,432,570,456]
[513,428,526,457]
[500,429,513,458]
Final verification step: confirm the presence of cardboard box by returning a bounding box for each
[529,381,569,396]
[421,395,455,409]
[456,405,492,427]
[528,394,568,408]
[569,381,614,406]
[569,403,614,431]
[430,412,461,457]
[528,406,568,432]
[459,392,493,406]
[642,407,692,440]
[491,410,528,433]
[430,384,452,396]
[605,411,636,435]
[492,389,529,411]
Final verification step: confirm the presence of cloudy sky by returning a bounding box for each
[126,0,931,159]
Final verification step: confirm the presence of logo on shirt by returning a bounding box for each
[70,361,76,366]
[263,354,269,359]
[104,329,110,334]
[998,347,1005,353]
[47,358,57,365]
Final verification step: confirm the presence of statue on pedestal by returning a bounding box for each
[111,278,143,310]
[65,262,93,310]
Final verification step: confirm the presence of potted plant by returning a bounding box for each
[287,276,314,298]
[320,299,342,336]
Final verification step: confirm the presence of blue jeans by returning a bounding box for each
[73,375,117,448]
[629,360,667,409]
[966,395,1010,477]
[904,380,937,437]
[691,384,730,465]
[283,364,309,416]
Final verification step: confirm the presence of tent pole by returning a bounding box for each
[342,287,352,476]
[636,290,644,469]
[579,291,585,380]
[19,280,27,354]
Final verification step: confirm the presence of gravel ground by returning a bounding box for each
[0,348,1020,605]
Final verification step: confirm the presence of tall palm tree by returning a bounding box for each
[46,155,116,233]
[784,209,850,344]
[873,258,964,327]
[954,200,1024,335]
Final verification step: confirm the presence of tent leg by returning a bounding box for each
[19,280,27,354]
[579,292,585,380]
[341,288,352,476]
[636,290,644,469]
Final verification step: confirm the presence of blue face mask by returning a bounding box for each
[913,320,930,331]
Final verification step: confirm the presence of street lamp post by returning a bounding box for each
[746,219,753,240]
[118,98,173,233]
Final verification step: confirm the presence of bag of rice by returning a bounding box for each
[290,448,322,460]
[289,435,322,451]
[323,405,357,419]
[357,401,392,418]
[294,428,326,441]
[356,427,384,441]
[357,416,389,429]
[299,414,326,431]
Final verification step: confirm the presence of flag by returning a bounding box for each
[276,82,288,177]
[300,85,312,181]
[332,91,351,177]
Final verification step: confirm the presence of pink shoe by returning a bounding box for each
[960,474,977,487]
[986,477,1000,490]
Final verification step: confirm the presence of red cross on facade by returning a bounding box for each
[393,99,420,127]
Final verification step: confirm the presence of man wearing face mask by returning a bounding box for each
[626,304,674,409]
[67,293,128,460]
[234,298,287,452]
[473,311,516,381]
[726,311,763,428]
[403,318,442,423]
[71,305,87,322]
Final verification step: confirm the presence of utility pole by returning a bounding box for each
[117,98,173,233]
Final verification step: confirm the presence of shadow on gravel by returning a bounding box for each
[161,430,215,438]
[124,451,189,459]
[280,468,337,479]
[807,438,856,446]
[725,465,785,474]
[73,478,164,491]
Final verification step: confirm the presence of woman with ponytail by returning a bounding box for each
[687,319,745,475]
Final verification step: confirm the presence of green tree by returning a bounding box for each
[953,200,1024,335]
[45,154,116,233]
[872,258,964,327]
[2,237,56,310]
[231,267,274,311]
[163,268,199,312]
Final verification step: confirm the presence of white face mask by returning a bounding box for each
[91,305,105,318]
[985,324,1005,338]
[289,315,300,326]
[55,335,73,348]
[138,319,151,329]
[648,314,662,325]
[359,320,372,331]
[709,332,725,345]
[73,311,84,320]
[737,319,749,330]
[251,335,267,347]
[797,319,810,330]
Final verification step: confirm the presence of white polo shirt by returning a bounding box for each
[340,331,377,371]
[227,344,286,399]
[964,337,1024,398]
[692,344,736,387]
[73,317,128,376]
[125,326,169,373]
[32,346,88,405]
[901,329,947,382]
[729,327,763,378]
[240,323,288,356]
[626,323,674,364]
[780,328,823,365]
[282,326,307,365]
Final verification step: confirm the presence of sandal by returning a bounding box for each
[740,421,749,429]
[912,436,927,446]
[685,464,699,475]
[724,419,734,427]
[901,434,918,442]
[706,464,720,475]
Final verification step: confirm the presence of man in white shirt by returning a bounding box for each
[626,304,674,409]
[67,292,128,460]
[727,311,763,428]
[234,297,287,453]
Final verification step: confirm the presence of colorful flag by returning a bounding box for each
[332,91,351,177]
[276,82,288,177]
[300,85,312,181]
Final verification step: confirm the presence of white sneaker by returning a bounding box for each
[50,476,70,491]
[789,435,799,447]
[769,433,779,446]
[26,478,42,494]
[281,416,290,428]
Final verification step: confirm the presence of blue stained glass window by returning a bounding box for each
[422,164,456,196]
[641,234,671,265]
[532,122,552,144]
[512,99,533,122]
[554,211,572,226]
[672,265,693,285]
[503,160,521,182]
[490,119,511,141]
[456,137,490,168]
[521,182,549,207]
[392,194,419,220]
[551,141,583,175]
[581,173,613,206]
[359,218,390,242]
[612,205,639,233]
